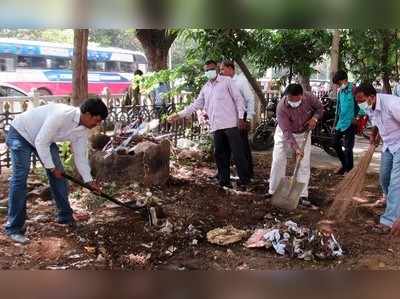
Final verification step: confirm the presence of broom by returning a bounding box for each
[328,144,377,220]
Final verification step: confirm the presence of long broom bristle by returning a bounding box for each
[328,145,376,220]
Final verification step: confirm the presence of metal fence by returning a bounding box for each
[0,93,205,174]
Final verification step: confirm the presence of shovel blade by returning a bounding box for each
[271,177,305,211]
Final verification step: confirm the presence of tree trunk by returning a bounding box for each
[381,30,392,94]
[235,57,266,110]
[299,74,312,92]
[136,29,178,72]
[288,65,294,84]
[72,29,89,106]
[329,30,341,86]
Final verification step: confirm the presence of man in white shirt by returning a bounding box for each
[220,60,255,178]
[5,98,108,244]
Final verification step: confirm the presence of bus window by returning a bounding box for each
[88,60,105,72]
[0,56,15,72]
[105,61,120,72]
[120,62,134,73]
[17,56,46,69]
[50,57,71,69]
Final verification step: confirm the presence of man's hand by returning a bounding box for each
[88,181,102,195]
[306,117,318,130]
[370,134,381,146]
[295,148,304,160]
[238,119,247,131]
[167,113,181,124]
[51,168,63,179]
[390,219,400,238]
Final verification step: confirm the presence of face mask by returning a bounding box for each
[205,70,217,80]
[358,101,371,110]
[288,100,302,108]
[340,83,348,90]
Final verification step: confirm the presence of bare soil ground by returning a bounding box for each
[1,152,399,270]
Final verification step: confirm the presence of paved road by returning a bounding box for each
[311,136,381,174]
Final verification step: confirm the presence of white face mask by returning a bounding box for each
[358,101,371,111]
[205,70,217,80]
[340,83,348,90]
[288,100,302,108]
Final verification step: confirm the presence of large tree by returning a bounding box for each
[72,29,89,106]
[249,29,331,91]
[342,29,400,93]
[136,29,179,72]
[185,29,266,106]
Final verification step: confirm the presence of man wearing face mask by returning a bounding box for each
[220,60,255,178]
[355,83,400,237]
[168,60,250,188]
[267,84,324,203]
[332,70,360,175]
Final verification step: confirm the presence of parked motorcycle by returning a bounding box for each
[251,95,369,157]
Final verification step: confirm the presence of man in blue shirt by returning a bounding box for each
[333,71,360,175]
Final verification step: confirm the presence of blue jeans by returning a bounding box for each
[5,126,73,235]
[380,148,400,227]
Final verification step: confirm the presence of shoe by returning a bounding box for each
[299,197,312,207]
[265,193,273,199]
[10,234,30,245]
[57,219,78,229]
[219,183,233,189]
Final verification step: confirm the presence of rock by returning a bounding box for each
[177,149,203,161]
[90,139,170,187]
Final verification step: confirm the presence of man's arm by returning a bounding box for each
[240,77,255,120]
[34,113,64,171]
[71,135,93,183]
[178,88,206,118]
[227,79,245,120]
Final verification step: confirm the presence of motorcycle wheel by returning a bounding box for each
[251,127,275,151]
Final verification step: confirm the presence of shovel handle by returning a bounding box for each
[292,130,310,183]
[62,173,142,211]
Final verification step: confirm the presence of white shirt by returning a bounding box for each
[366,94,400,154]
[11,103,93,182]
[232,73,255,120]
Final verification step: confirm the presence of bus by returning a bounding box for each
[0,38,147,96]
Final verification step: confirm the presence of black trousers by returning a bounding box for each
[333,124,356,172]
[213,127,250,186]
[240,127,254,178]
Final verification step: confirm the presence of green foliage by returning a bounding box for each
[0,29,74,43]
[134,58,206,100]
[248,29,331,82]
[89,29,142,51]
[341,29,400,84]
[60,142,74,174]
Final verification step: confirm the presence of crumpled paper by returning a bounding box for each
[245,220,344,260]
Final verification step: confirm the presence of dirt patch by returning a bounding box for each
[1,152,400,270]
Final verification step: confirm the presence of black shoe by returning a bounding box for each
[57,219,78,229]
[219,182,233,189]
[265,193,273,199]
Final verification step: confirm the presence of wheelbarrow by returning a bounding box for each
[62,173,159,225]
[271,130,310,211]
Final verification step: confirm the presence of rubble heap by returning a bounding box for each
[90,120,171,187]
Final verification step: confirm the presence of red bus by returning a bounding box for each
[0,38,147,96]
